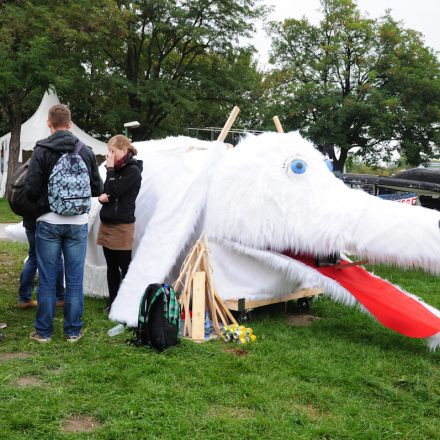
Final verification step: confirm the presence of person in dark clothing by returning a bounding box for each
[18,217,65,308]
[25,104,102,343]
[0,322,6,342]
[97,134,142,308]
[25,130,102,220]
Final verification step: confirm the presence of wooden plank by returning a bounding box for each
[201,257,221,334]
[224,288,322,311]
[189,245,205,278]
[217,106,240,142]
[273,116,284,133]
[191,271,206,341]
[211,287,237,323]
[213,295,229,327]
[182,270,192,337]
[202,264,225,331]
[172,243,198,290]
[183,272,192,338]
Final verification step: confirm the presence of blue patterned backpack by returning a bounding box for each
[48,140,91,215]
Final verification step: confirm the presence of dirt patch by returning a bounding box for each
[0,352,34,361]
[46,367,64,376]
[292,403,328,420]
[208,405,255,420]
[223,347,250,357]
[286,314,320,327]
[14,376,44,387]
[62,416,100,433]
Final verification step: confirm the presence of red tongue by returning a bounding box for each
[283,252,440,338]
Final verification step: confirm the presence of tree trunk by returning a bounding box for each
[6,101,22,190]
[333,148,348,172]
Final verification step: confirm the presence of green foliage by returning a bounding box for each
[0,0,118,178]
[345,156,405,176]
[0,198,20,223]
[61,0,267,140]
[266,0,440,170]
[1,240,440,439]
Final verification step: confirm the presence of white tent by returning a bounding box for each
[0,89,108,196]
[0,89,108,157]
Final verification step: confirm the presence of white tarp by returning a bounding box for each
[0,89,108,158]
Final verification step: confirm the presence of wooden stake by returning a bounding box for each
[192,271,206,341]
[212,287,237,324]
[173,243,198,290]
[273,116,284,133]
[201,253,225,327]
[182,270,192,337]
[217,106,240,142]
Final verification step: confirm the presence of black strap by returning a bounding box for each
[138,287,149,325]
[74,140,85,154]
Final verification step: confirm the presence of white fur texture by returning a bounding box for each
[204,132,440,273]
[109,137,226,324]
[104,132,440,352]
[8,132,440,348]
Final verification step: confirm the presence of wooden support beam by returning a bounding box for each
[273,116,284,133]
[191,271,206,341]
[224,288,322,311]
[217,106,240,142]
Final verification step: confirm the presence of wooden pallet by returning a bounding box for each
[224,288,322,312]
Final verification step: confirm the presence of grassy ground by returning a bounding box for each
[1,238,440,439]
[0,197,21,223]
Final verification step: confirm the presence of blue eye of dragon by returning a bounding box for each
[324,158,333,172]
[290,159,307,174]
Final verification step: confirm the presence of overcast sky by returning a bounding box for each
[250,0,440,68]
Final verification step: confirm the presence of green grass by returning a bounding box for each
[1,239,440,439]
[0,197,20,223]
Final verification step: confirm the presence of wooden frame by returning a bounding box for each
[224,288,322,312]
[173,234,238,342]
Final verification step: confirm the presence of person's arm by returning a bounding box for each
[85,148,103,197]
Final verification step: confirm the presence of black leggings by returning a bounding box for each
[103,247,132,306]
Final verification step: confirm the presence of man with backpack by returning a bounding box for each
[24,104,102,343]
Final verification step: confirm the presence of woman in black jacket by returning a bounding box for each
[97,135,143,308]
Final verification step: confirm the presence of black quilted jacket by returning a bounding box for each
[99,156,143,224]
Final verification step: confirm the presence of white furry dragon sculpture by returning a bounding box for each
[7,131,440,349]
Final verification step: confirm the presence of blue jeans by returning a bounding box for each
[35,221,88,338]
[18,225,65,303]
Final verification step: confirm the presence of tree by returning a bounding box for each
[72,0,266,140]
[1,0,267,184]
[266,0,440,170]
[0,1,55,183]
[0,0,115,183]
[177,47,267,136]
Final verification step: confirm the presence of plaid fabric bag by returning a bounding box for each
[133,283,180,351]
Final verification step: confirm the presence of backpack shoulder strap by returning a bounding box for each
[138,283,163,325]
[138,287,149,325]
[74,139,85,155]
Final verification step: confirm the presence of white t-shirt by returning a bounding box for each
[37,212,88,225]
